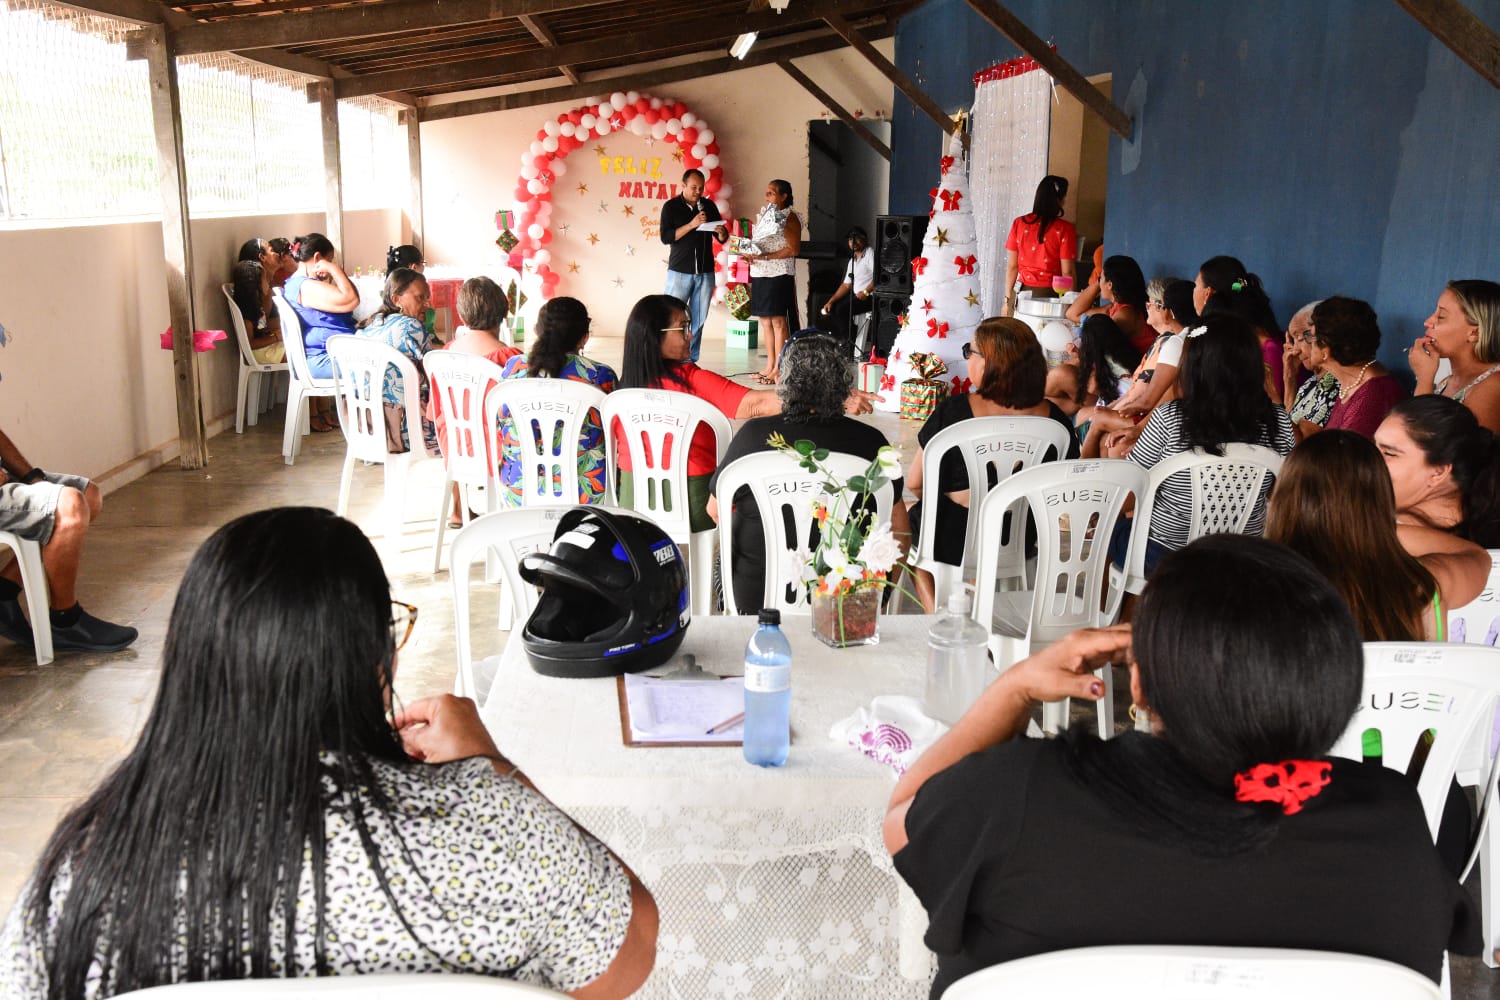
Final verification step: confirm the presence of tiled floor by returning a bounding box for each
[1,330,1497,996]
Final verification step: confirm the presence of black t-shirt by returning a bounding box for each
[894,736,1479,996]
[659,195,724,275]
[913,396,1080,565]
[708,414,901,614]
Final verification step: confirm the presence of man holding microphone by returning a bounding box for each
[660,168,728,363]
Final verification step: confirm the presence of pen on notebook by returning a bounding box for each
[706,711,746,735]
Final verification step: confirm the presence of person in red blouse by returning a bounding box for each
[1001,176,1077,316]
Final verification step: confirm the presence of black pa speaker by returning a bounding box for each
[873,215,929,295]
[871,292,909,359]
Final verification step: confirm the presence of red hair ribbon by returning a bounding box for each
[939,190,963,212]
[1233,760,1332,815]
[954,254,977,275]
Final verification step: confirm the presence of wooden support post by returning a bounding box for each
[779,59,891,161]
[317,81,345,262]
[822,13,955,135]
[141,24,207,470]
[963,0,1134,139]
[1395,0,1500,89]
[407,106,424,250]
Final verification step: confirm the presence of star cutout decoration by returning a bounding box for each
[624,245,636,256]
[577,183,589,195]
[671,148,684,161]
[568,261,581,273]
[965,289,980,307]
[558,223,571,236]
[598,200,610,214]
[643,137,656,147]
[622,205,635,217]
[612,276,626,288]
[919,298,934,315]
[609,115,624,129]
[933,227,950,248]
[588,233,600,245]
[593,144,607,156]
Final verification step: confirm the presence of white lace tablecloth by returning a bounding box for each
[480,616,938,998]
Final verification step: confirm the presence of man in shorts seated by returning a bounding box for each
[0,427,137,653]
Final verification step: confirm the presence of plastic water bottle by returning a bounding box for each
[743,608,792,767]
[923,590,992,726]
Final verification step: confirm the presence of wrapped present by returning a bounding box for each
[728,235,762,256]
[859,362,885,393]
[727,256,750,284]
[725,283,751,321]
[494,209,519,253]
[727,317,758,349]
[899,352,949,421]
[736,217,752,237]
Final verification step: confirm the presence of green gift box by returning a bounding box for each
[727,317,758,349]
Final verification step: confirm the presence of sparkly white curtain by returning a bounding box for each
[970,60,1051,316]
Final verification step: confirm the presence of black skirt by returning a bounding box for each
[750,274,795,317]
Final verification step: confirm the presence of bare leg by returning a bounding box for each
[765,317,789,381]
[40,487,90,609]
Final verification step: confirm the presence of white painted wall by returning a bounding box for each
[419,44,895,340]
[0,207,400,488]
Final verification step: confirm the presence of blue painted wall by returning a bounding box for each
[891,0,1500,373]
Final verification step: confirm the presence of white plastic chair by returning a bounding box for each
[222,283,288,434]
[272,289,339,465]
[912,415,1073,609]
[1118,443,1285,595]
[603,388,732,617]
[485,379,608,508]
[713,450,893,616]
[326,335,425,545]
[1448,550,1500,647]
[973,459,1147,736]
[450,507,573,701]
[114,972,565,997]
[941,945,1441,1000]
[425,351,509,573]
[0,530,52,666]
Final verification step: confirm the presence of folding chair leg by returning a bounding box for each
[1482,781,1500,967]
[236,369,250,434]
[432,474,454,574]
[9,538,52,667]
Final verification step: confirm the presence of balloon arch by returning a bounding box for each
[509,90,733,300]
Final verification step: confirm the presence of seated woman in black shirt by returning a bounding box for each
[886,534,1477,996]
[707,332,910,614]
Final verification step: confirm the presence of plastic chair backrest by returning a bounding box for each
[940,945,1441,1000]
[424,351,509,490]
[486,378,608,506]
[603,388,732,540]
[449,507,574,700]
[272,289,329,387]
[221,283,262,369]
[1329,642,1500,838]
[973,459,1147,647]
[915,415,1073,578]
[114,972,566,997]
[1448,550,1500,647]
[326,335,421,464]
[714,450,893,615]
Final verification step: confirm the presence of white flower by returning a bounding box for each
[858,522,901,573]
[809,919,860,963]
[875,445,902,477]
[753,936,807,976]
[658,933,707,974]
[859,895,895,944]
[706,960,753,997]
[790,547,818,585]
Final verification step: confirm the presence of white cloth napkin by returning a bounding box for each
[829,696,949,775]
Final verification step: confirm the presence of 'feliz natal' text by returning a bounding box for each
[599,156,682,201]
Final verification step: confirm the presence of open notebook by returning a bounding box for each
[617,674,745,747]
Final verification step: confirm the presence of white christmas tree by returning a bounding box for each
[875,131,985,412]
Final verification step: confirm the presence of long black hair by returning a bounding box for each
[358,267,427,329]
[1075,314,1143,406]
[1062,534,1364,856]
[620,294,691,390]
[1024,175,1068,242]
[1177,314,1278,454]
[1198,254,1279,336]
[1389,395,1500,547]
[289,233,335,262]
[529,296,591,379]
[25,508,413,996]
[1101,254,1147,310]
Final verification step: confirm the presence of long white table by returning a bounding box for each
[479,615,937,999]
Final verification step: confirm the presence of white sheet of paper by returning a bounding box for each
[696,222,724,232]
[624,674,744,743]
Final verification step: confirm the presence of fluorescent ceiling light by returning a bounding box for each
[730,32,758,60]
[768,0,791,10]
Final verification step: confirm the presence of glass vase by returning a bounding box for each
[811,585,880,648]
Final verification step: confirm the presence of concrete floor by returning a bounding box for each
[1,330,1496,996]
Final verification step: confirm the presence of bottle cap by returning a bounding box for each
[946,591,972,615]
[757,608,781,625]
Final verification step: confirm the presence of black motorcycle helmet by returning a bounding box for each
[518,507,690,677]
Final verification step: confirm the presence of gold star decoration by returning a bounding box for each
[622,205,635,217]
[588,233,600,245]
[671,148,684,161]
[933,227,950,248]
[965,289,980,307]
[576,183,589,195]
[593,144,607,156]
[613,276,625,288]
[568,261,581,273]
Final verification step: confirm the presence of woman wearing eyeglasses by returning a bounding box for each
[0,507,658,998]
[1279,299,1338,442]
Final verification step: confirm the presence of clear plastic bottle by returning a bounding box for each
[923,590,992,726]
[743,608,791,767]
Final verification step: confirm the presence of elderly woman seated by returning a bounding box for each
[885,534,1477,994]
[707,331,911,613]
[1,508,656,997]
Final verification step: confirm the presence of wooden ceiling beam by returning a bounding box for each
[416,21,894,122]
[1395,0,1500,89]
[821,12,954,134]
[778,58,890,160]
[333,0,889,99]
[962,0,1133,138]
[519,12,580,85]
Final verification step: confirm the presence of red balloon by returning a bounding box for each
[645,109,660,124]
[520,247,535,258]
[673,102,687,117]
[634,97,650,112]
[537,190,551,201]
[683,156,701,170]
[526,197,540,213]
[513,184,530,201]
[540,230,553,245]
[706,142,719,155]
[708,166,723,180]
[680,127,698,144]
[568,111,583,124]
[705,177,722,195]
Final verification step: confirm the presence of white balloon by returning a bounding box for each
[543,120,559,136]
[527,223,544,240]
[610,91,627,110]
[595,122,609,137]
[702,154,719,169]
[718,183,732,199]
[629,117,649,135]
[529,140,544,156]
[681,112,697,127]
[559,122,576,137]
[526,179,544,195]
[650,121,669,140]
[625,90,640,104]
[666,117,682,134]
[541,135,559,152]
[698,128,715,145]
[649,96,663,109]
[534,249,551,267]
[691,143,707,159]
[580,113,596,129]
[714,199,730,215]
[521,163,540,180]
[550,158,568,177]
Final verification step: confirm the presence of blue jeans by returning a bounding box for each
[664,270,714,362]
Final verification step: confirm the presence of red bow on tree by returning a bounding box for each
[939,190,963,212]
[892,348,903,360]
[939,155,955,175]
[879,373,895,392]
[955,254,977,275]
[951,375,972,393]
[911,257,929,277]
[1233,760,1332,815]
[926,318,949,339]
[928,186,940,202]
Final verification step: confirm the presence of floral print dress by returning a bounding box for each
[496,353,617,506]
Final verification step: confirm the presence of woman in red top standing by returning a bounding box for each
[1002,176,1077,316]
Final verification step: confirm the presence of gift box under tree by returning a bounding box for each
[899,352,949,421]
[727,317,758,349]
